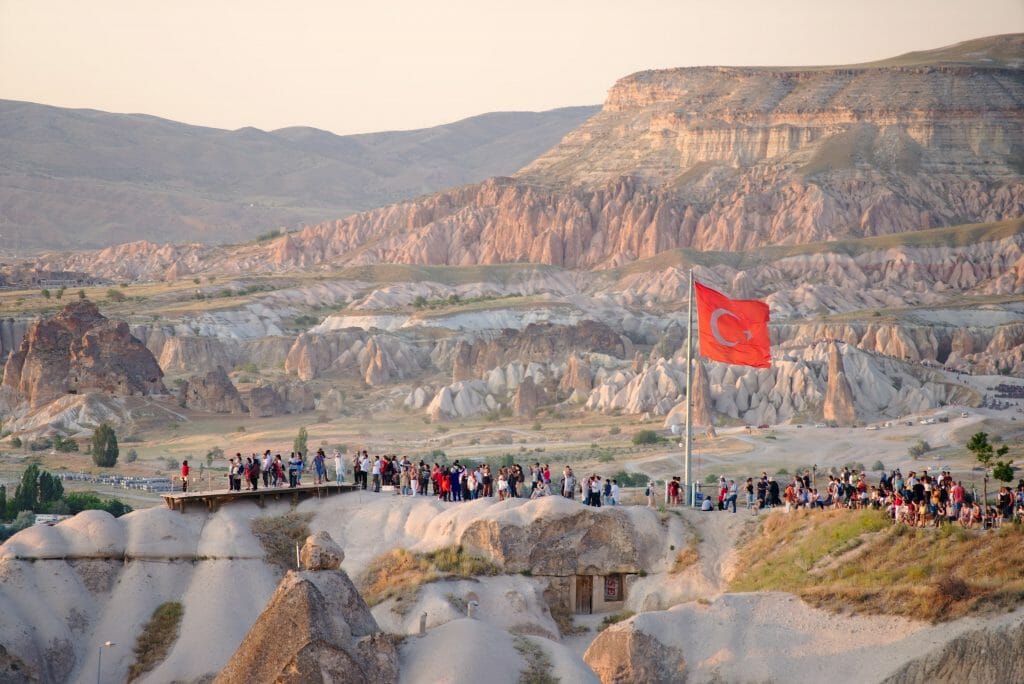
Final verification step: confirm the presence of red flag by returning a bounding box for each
[694,281,771,368]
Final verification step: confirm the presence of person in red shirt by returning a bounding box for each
[181,460,190,492]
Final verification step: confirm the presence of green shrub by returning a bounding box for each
[631,430,661,445]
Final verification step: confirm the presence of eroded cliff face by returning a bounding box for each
[30,37,1024,278]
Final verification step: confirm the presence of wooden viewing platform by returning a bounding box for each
[161,482,358,513]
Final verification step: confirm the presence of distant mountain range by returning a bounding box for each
[0,101,599,251]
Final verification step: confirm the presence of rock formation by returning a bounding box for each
[823,343,858,426]
[584,624,687,684]
[300,531,345,571]
[559,353,593,401]
[249,382,315,417]
[213,532,397,684]
[1,301,165,409]
[880,620,1024,684]
[511,376,546,417]
[459,504,661,576]
[663,358,713,428]
[285,332,423,383]
[180,366,247,414]
[451,322,629,383]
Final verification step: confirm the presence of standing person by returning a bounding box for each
[295,452,304,486]
[262,451,272,488]
[313,449,327,485]
[646,480,655,507]
[360,451,371,490]
[233,455,244,491]
[562,467,576,500]
[482,465,493,497]
[449,464,462,501]
[249,456,260,491]
[590,476,602,507]
[287,453,301,488]
[745,478,755,510]
[334,449,345,484]
[726,479,738,513]
[181,460,190,492]
[273,454,284,487]
[610,479,620,506]
[371,456,382,492]
[227,457,235,491]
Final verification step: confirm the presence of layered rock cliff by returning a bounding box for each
[30,35,1024,278]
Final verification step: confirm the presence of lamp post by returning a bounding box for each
[97,641,115,684]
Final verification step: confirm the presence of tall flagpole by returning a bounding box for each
[684,269,694,507]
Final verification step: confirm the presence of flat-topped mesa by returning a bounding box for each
[1,301,165,409]
[521,37,1024,188]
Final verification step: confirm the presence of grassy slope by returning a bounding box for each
[730,509,1024,622]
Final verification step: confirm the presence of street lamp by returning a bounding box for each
[97,641,115,684]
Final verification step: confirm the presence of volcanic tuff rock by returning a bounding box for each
[451,321,629,383]
[459,504,662,576]
[584,626,687,684]
[823,342,857,426]
[180,366,247,414]
[1,301,165,409]
[511,376,546,417]
[559,352,593,400]
[248,382,315,417]
[663,359,714,428]
[285,331,425,383]
[213,568,397,684]
[880,620,1024,684]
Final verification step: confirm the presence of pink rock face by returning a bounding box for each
[1,301,165,409]
[823,343,857,426]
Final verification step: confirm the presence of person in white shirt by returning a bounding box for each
[610,480,620,506]
[726,479,739,513]
[333,450,344,484]
[359,453,371,490]
[371,456,382,492]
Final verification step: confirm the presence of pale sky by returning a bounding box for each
[1,0,1022,135]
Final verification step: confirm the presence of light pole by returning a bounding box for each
[97,641,115,684]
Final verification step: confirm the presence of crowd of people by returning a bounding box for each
[188,449,1023,529]
[190,449,340,492]
[348,454,627,505]
[698,467,1024,528]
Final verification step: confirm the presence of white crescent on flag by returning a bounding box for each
[709,308,753,347]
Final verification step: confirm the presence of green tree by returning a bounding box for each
[38,471,64,505]
[412,295,428,309]
[77,289,86,300]
[40,288,50,300]
[10,436,21,449]
[106,288,126,302]
[92,423,119,467]
[55,286,65,301]
[293,427,308,456]
[12,464,40,512]
[967,431,1011,504]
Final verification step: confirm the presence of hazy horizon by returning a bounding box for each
[2,0,1023,135]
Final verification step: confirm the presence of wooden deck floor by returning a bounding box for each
[161,482,358,512]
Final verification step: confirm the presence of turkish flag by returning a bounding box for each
[694,281,771,368]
